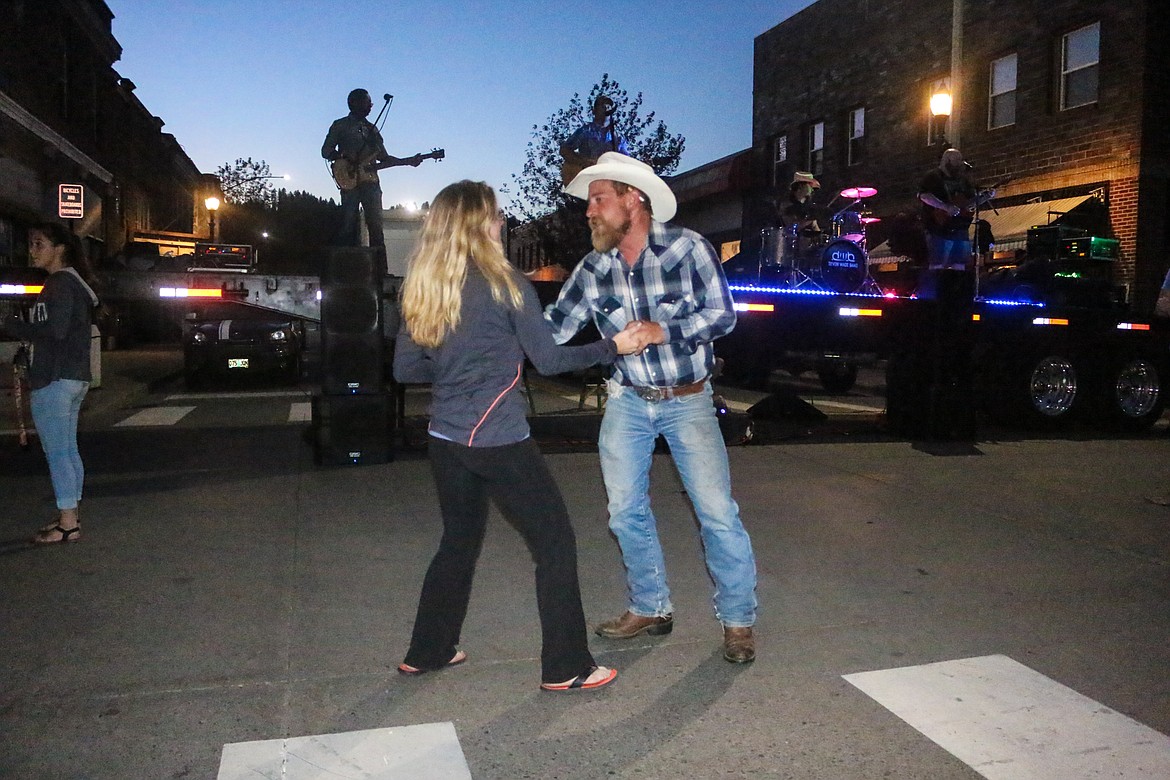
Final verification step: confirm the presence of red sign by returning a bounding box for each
[58,184,84,219]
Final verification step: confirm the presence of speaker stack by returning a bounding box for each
[312,247,393,466]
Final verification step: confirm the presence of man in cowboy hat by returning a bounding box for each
[545,152,759,664]
[780,170,822,235]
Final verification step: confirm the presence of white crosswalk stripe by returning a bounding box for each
[115,406,196,427]
[218,721,471,779]
[844,654,1170,779]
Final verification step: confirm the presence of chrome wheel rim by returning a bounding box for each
[1114,359,1160,419]
[1030,357,1077,417]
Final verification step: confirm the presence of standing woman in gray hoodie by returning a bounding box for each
[4,221,99,544]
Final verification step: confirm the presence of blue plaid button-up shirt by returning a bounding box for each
[545,221,736,388]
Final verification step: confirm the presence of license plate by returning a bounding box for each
[227,358,249,369]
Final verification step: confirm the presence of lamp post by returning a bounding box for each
[929,80,952,149]
[205,196,220,242]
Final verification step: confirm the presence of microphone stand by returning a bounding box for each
[374,94,393,132]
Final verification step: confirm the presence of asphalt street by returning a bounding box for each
[1,347,1168,779]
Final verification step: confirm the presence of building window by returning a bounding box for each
[1061,22,1099,110]
[771,135,787,187]
[847,107,865,166]
[989,54,1018,128]
[806,121,824,176]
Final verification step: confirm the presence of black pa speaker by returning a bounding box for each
[321,247,384,395]
[312,393,392,466]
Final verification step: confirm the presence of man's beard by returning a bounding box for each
[589,212,632,253]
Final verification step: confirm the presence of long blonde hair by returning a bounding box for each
[400,180,523,348]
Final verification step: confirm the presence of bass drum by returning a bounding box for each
[820,239,866,293]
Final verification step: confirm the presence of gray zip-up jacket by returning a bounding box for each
[5,267,99,389]
[394,266,616,447]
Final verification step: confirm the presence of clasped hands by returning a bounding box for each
[612,319,664,356]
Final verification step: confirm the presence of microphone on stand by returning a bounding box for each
[384,93,393,101]
[963,161,975,170]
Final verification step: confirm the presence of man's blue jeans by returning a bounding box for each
[337,181,385,248]
[927,233,973,270]
[598,380,757,627]
[30,379,89,511]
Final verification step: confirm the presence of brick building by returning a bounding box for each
[747,0,1169,310]
[0,0,213,268]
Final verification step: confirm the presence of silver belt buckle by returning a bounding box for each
[635,385,665,402]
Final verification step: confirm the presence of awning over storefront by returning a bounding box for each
[979,195,1097,251]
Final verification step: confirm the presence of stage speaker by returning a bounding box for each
[321,247,384,395]
[312,393,392,466]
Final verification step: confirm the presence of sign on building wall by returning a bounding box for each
[58,183,84,219]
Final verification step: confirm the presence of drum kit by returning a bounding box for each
[756,185,882,294]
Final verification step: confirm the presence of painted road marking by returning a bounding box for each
[843,654,1170,778]
[217,721,471,780]
[114,406,196,427]
[166,390,307,401]
[288,401,312,423]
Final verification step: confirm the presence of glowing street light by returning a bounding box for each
[205,196,220,241]
[929,80,952,147]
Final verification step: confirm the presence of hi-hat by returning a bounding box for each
[860,216,882,224]
[840,186,878,199]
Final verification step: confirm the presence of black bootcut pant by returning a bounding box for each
[403,437,597,683]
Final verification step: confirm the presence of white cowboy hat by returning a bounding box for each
[564,151,677,222]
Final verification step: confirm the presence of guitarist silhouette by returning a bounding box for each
[322,88,438,250]
[917,148,998,270]
[559,95,629,186]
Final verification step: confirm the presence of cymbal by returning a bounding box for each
[840,186,877,199]
[860,216,881,224]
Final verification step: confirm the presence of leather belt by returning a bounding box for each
[625,378,707,403]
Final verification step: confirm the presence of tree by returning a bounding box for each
[214,157,278,206]
[510,74,685,269]
[215,188,340,274]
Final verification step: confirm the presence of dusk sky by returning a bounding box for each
[108,1,817,212]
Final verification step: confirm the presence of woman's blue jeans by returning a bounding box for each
[30,379,89,511]
[598,380,757,627]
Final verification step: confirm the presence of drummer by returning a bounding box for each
[778,171,823,237]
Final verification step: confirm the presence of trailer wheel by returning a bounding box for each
[1012,353,1079,426]
[1095,356,1165,432]
[817,360,858,394]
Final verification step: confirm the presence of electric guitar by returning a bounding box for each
[331,147,444,191]
[560,150,598,186]
[930,177,1011,227]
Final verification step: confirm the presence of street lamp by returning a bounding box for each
[929,79,952,148]
[205,196,220,242]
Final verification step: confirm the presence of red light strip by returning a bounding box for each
[0,284,43,294]
[839,307,883,318]
[1032,317,1069,326]
[159,288,223,298]
[1117,322,1151,331]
